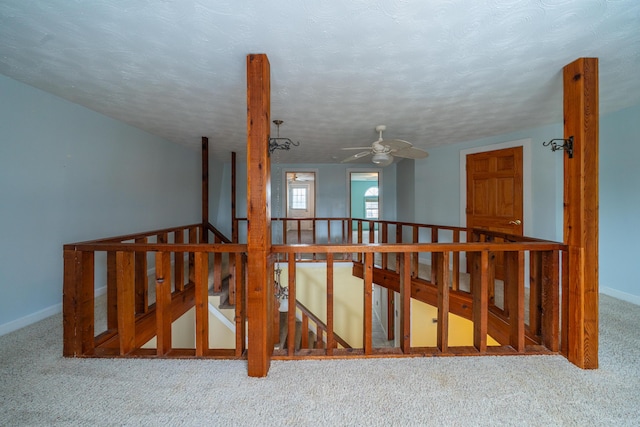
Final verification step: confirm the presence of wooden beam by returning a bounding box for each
[563,57,599,369]
[202,136,209,243]
[246,53,272,377]
[231,151,238,243]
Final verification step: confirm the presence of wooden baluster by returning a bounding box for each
[505,250,525,352]
[228,252,236,306]
[234,253,246,357]
[399,252,411,354]
[326,253,334,355]
[452,229,460,291]
[395,224,403,273]
[369,220,375,243]
[155,252,172,356]
[437,251,450,353]
[363,252,373,354]
[473,250,489,353]
[381,222,388,269]
[116,251,135,355]
[287,256,297,356]
[297,219,302,244]
[301,314,309,349]
[327,220,331,244]
[194,251,209,356]
[357,221,363,262]
[106,251,118,330]
[316,329,324,349]
[134,237,148,314]
[283,218,288,244]
[561,249,569,356]
[213,236,222,293]
[174,230,185,292]
[529,251,542,336]
[542,250,560,352]
[188,227,197,284]
[413,226,419,279]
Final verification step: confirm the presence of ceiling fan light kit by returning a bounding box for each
[340,125,429,167]
[372,152,393,166]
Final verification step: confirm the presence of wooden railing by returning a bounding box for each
[64,217,566,362]
[63,223,247,358]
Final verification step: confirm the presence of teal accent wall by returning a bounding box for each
[0,75,200,331]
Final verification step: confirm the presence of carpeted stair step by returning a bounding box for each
[210,274,234,309]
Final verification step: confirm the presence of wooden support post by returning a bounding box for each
[116,251,135,355]
[202,136,209,243]
[63,249,95,356]
[246,53,273,377]
[155,252,172,356]
[399,252,411,354]
[231,152,238,243]
[563,57,599,369]
[430,227,438,282]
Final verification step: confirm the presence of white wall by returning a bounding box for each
[0,75,200,333]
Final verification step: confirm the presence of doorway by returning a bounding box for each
[466,146,524,278]
[285,172,316,242]
[349,171,380,227]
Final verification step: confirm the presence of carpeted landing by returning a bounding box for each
[1,294,639,426]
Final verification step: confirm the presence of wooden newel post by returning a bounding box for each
[246,53,273,377]
[563,57,599,369]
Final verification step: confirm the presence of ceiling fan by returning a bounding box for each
[341,125,429,167]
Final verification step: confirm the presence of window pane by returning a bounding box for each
[291,187,307,209]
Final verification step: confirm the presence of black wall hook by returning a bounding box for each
[543,136,574,159]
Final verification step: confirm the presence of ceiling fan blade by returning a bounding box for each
[342,147,374,150]
[341,151,371,163]
[392,147,429,159]
[384,139,413,151]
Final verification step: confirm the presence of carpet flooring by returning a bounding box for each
[1,294,639,426]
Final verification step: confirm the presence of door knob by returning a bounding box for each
[509,219,522,225]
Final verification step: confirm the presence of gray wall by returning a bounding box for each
[0,75,200,332]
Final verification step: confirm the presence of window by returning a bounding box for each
[291,187,307,210]
[364,186,379,219]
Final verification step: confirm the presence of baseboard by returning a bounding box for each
[0,285,109,337]
[600,287,640,306]
[0,303,62,336]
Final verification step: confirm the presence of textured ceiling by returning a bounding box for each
[1,1,639,164]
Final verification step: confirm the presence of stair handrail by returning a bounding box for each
[295,300,351,349]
